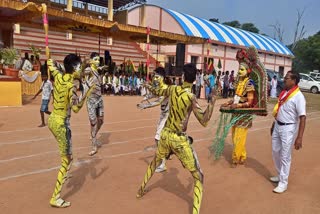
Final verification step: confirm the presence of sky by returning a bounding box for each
[147,0,320,45]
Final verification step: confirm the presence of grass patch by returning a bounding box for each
[268,92,320,112]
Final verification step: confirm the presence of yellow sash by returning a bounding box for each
[272,86,300,117]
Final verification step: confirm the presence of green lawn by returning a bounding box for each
[269,92,320,112]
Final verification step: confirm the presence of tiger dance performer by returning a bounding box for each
[84,52,104,156]
[137,63,216,214]
[47,54,93,208]
[137,67,169,173]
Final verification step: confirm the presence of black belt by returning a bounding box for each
[276,120,295,126]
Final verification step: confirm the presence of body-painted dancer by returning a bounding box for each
[84,52,104,156]
[137,67,169,173]
[137,63,216,214]
[48,54,92,208]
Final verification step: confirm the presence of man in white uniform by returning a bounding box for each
[270,71,306,193]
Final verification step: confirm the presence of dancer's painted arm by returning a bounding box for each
[192,94,216,127]
[47,59,62,79]
[137,96,164,109]
[69,80,92,113]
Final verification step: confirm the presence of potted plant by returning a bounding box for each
[29,44,41,70]
[2,47,19,77]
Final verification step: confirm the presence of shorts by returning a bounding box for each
[157,128,200,172]
[87,98,104,121]
[40,99,49,112]
[48,114,72,156]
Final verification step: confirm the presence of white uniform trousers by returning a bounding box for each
[272,122,297,188]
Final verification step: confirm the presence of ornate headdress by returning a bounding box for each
[236,47,265,75]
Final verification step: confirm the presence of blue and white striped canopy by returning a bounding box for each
[164,8,293,56]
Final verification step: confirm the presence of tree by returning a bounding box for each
[269,8,307,48]
[291,8,307,51]
[222,21,260,34]
[292,31,320,73]
[223,20,241,28]
[209,18,219,23]
[270,21,284,43]
[241,23,259,34]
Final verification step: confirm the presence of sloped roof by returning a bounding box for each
[163,8,293,56]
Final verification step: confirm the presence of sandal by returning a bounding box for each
[50,198,71,208]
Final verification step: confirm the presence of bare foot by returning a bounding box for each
[88,148,98,156]
[38,124,46,127]
[136,188,147,199]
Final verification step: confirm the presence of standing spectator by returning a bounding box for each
[203,71,209,100]
[195,70,201,98]
[133,73,138,95]
[216,71,222,96]
[32,73,53,127]
[136,74,142,95]
[128,74,133,95]
[222,70,230,98]
[270,71,306,193]
[228,70,235,97]
[207,70,215,103]
[270,75,278,98]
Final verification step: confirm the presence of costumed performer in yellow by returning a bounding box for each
[47,54,93,208]
[220,49,258,167]
[137,63,216,214]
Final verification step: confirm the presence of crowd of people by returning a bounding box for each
[193,69,236,102]
[102,72,145,96]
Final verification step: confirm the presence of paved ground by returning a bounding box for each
[0,95,319,214]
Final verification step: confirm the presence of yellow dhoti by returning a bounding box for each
[232,126,248,164]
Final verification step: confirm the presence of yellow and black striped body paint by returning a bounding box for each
[138,82,214,214]
[47,60,90,207]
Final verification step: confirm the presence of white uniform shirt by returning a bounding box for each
[136,78,141,88]
[40,80,53,100]
[277,90,306,124]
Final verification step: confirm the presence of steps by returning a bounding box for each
[13,25,157,70]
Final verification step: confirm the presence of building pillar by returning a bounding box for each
[66,0,72,12]
[108,0,114,21]
[13,23,20,34]
[223,46,227,71]
[66,0,73,40]
[140,4,146,27]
